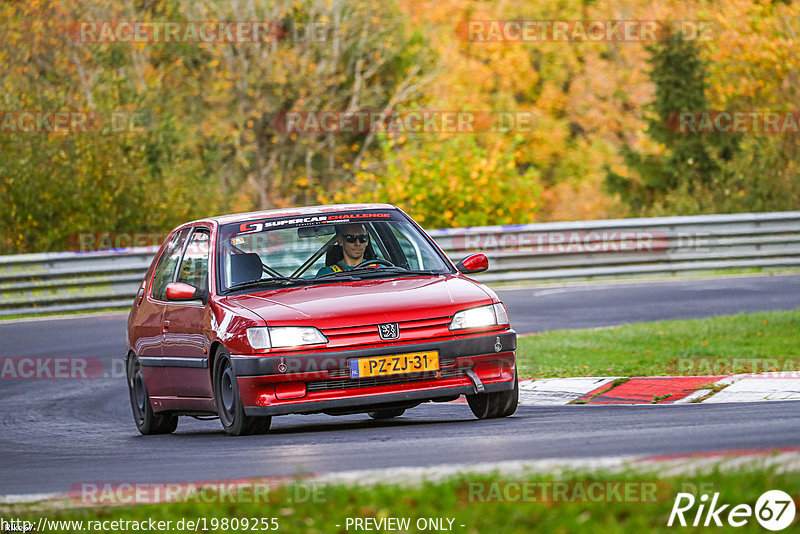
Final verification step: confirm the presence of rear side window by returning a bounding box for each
[151,228,191,301]
[176,229,210,290]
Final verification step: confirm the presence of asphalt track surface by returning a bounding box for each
[1,274,799,496]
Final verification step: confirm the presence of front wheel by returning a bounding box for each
[466,370,518,420]
[126,354,178,435]
[213,350,271,436]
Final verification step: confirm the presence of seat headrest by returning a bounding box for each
[325,244,344,266]
[229,253,263,286]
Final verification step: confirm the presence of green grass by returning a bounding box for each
[516,309,800,378]
[5,466,799,533]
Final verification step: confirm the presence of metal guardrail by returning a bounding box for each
[2,211,799,316]
[429,211,800,283]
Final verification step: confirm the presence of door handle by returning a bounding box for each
[162,320,170,332]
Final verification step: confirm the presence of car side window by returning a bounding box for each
[151,228,191,301]
[388,223,437,270]
[176,229,210,290]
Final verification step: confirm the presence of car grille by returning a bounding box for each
[321,317,453,347]
[307,366,463,392]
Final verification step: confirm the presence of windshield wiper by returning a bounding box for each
[317,267,441,279]
[362,268,442,277]
[316,270,364,279]
[223,277,315,293]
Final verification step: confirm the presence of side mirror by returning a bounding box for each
[456,253,489,274]
[165,282,208,303]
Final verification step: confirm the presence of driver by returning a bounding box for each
[316,223,379,276]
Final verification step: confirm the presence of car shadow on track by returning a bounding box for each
[267,416,483,436]
[162,418,475,438]
[121,401,530,439]
[136,408,499,438]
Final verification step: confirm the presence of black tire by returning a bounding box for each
[368,408,405,420]
[466,369,519,420]
[213,350,271,436]
[127,354,178,435]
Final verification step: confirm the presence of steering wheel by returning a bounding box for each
[355,258,395,269]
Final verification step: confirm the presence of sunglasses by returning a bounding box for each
[343,234,369,244]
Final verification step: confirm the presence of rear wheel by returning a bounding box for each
[127,354,178,435]
[368,408,405,420]
[466,369,519,420]
[213,350,271,436]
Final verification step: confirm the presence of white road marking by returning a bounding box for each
[518,377,620,405]
[705,374,800,403]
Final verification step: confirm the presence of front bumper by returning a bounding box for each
[232,330,517,416]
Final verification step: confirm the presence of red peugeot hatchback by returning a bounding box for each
[126,204,517,435]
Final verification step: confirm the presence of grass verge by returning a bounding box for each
[5,466,799,533]
[516,309,800,378]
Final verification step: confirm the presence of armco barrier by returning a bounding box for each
[1,211,799,316]
[428,211,800,283]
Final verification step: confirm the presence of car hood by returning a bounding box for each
[224,275,493,327]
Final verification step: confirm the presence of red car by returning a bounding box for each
[125,204,517,435]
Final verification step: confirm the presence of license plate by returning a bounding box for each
[350,351,439,378]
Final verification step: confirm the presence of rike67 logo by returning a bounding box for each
[668,490,796,531]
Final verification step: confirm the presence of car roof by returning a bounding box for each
[187,203,400,226]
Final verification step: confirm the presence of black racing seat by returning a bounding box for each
[325,244,344,266]
[229,253,263,286]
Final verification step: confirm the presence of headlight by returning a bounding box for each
[449,303,510,330]
[246,326,328,349]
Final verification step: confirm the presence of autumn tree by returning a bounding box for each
[2,0,799,253]
[183,0,434,211]
[605,31,740,215]
[0,0,434,252]
[0,0,222,253]
[338,132,541,228]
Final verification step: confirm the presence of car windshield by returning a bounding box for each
[217,209,452,293]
